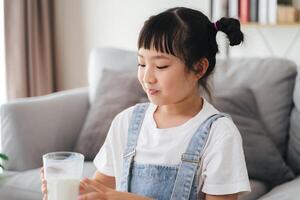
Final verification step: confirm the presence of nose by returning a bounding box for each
[143,66,156,84]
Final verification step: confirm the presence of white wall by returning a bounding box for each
[82,0,210,52]
[54,0,211,90]
[229,25,300,66]
[53,1,300,90]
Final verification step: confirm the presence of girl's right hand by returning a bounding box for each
[40,167,48,200]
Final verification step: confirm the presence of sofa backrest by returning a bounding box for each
[88,47,298,160]
[88,47,137,104]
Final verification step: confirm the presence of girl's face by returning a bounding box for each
[138,48,199,106]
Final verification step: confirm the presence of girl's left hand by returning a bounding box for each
[78,178,152,200]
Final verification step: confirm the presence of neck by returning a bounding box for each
[156,91,203,117]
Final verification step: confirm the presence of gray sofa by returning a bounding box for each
[0,47,299,200]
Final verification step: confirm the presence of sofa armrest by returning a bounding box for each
[0,88,89,171]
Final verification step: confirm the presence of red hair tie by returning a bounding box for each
[213,22,219,31]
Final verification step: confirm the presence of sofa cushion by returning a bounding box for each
[212,88,295,186]
[213,58,297,155]
[239,179,268,200]
[74,70,147,160]
[0,162,96,200]
[257,175,300,200]
[287,66,300,174]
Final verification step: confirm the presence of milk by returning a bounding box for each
[47,178,80,200]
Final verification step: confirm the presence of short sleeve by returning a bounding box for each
[93,127,115,176]
[201,119,251,195]
[93,106,134,178]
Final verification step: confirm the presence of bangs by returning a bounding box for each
[138,12,186,60]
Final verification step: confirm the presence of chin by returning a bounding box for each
[147,97,173,106]
[147,97,162,105]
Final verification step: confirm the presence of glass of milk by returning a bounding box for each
[43,152,84,200]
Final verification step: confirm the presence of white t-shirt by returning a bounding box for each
[94,98,251,195]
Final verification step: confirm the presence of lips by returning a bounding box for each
[145,88,159,95]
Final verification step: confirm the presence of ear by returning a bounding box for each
[193,58,209,79]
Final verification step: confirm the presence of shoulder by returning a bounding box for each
[111,106,135,126]
[209,115,242,144]
[105,106,135,142]
[213,115,239,133]
[106,103,151,151]
[105,106,136,148]
[202,99,241,142]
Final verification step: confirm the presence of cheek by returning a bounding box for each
[137,69,144,86]
[162,74,195,95]
[160,74,183,93]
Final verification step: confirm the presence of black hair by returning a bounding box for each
[138,7,244,97]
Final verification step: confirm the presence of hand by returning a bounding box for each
[78,178,152,200]
[40,167,48,200]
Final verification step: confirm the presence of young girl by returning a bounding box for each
[42,7,251,200]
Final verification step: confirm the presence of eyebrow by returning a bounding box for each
[138,53,170,60]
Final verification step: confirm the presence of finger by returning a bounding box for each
[79,183,88,194]
[40,167,44,175]
[40,168,45,180]
[41,179,48,195]
[41,185,46,193]
[41,184,48,194]
[80,180,91,190]
[77,192,102,200]
[88,184,105,193]
[79,186,86,194]
[42,180,47,188]
[79,181,85,191]
[40,172,44,180]
[79,181,95,194]
[81,178,90,184]
[82,178,108,193]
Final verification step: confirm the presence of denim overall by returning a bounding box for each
[119,103,228,200]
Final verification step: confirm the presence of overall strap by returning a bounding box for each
[170,113,230,200]
[119,103,149,192]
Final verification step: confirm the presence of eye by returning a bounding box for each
[156,65,169,69]
[138,64,146,67]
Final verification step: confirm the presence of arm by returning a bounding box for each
[79,172,152,200]
[206,194,238,200]
[79,176,238,200]
[84,172,239,200]
[93,171,116,189]
[200,119,251,199]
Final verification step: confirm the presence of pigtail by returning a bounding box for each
[214,17,244,46]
